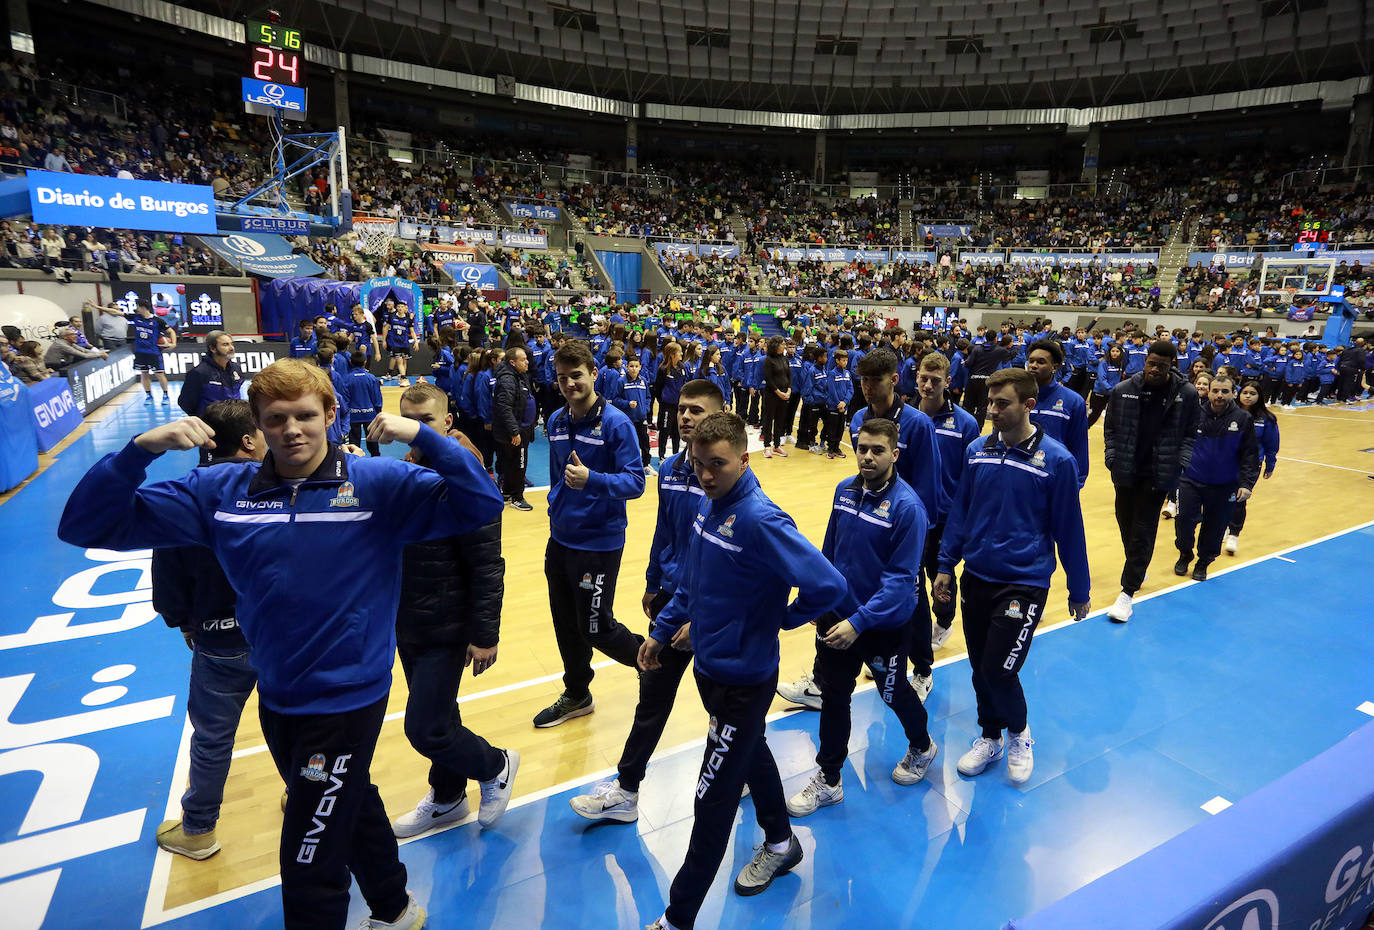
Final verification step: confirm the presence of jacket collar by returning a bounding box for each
[563,395,606,428]
[708,467,760,512]
[248,443,350,496]
[982,424,1045,458]
[847,470,896,499]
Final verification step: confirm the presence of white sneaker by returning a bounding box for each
[1106,591,1133,624]
[569,780,639,823]
[1006,728,1035,785]
[1224,533,1239,555]
[644,464,657,476]
[1161,499,1177,519]
[763,448,773,459]
[892,741,939,786]
[957,736,1005,777]
[931,623,953,650]
[358,892,426,929]
[912,672,933,703]
[391,790,470,838]
[477,749,519,828]
[776,673,823,710]
[785,772,843,817]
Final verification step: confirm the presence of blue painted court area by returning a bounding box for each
[2,390,1371,930]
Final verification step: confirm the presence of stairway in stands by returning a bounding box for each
[1154,210,1198,307]
[729,210,772,295]
[749,312,785,338]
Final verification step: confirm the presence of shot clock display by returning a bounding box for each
[1293,221,1330,252]
[242,18,308,121]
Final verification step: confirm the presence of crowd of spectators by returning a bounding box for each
[659,252,759,294]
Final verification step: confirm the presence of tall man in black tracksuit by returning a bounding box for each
[1173,375,1260,582]
[389,384,520,839]
[568,379,729,823]
[493,345,537,511]
[534,340,648,728]
[1102,341,1201,623]
[961,335,1015,428]
[150,400,264,860]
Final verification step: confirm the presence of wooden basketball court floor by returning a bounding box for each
[2,383,1372,929]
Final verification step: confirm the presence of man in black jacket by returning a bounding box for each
[149,399,264,860]
[493,345,537,510]
[1337,338,1367,404]
[178,332,246,463]
[391,383,518,837]
[961,335,1015,428]
[1102,341,1201,622]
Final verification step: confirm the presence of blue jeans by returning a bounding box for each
[182,644,257,834]
[397,642,505,803]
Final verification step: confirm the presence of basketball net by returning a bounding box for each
[353,218,397,257]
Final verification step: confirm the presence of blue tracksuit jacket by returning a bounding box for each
[650,469,848,685]
[1094,360,1125,394]
[1184,402,1260,488]
[546,397,646,550]
[1253,415,1279,474]
[617,375,651,421]
[826,367,854,411]
[328,368,351,442]
[1029,381,1089,487]
[347,366,383,423]
[645,450,704,594]
[849,401,946,521]
[938,427,1091,605]
[57,430,502,714]
[927,400,981,523]
[823,473,928,634]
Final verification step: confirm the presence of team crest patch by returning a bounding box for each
[579,573,595,590]
[1006,600,1023,620]
[1031,450,1047,468]
[708,715,719,742]
[718,514,736,537]
[591,424,603,438]
[1053,399,1064,411]
[329,481,359,508]
[1228,421,1239,431]
[301,753,328,782]
[944,417,956,428]
[877,500,891,517]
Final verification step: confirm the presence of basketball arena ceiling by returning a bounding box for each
[175,0,1371,113]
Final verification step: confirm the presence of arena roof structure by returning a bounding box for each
[105,0,1372,117]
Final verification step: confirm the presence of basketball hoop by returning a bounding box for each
[352,216,398,257]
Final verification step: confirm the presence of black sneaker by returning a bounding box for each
[509,498,533,511]
[533,691,594,728]
[734,834,803,896]
[1173,556,1191,576]
[1192,562,1209,582]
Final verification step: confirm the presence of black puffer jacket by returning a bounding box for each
[493,360,535,441]
[397,516,504,649]
[1103,369,1200,492]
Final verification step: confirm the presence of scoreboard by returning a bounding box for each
[1292,220,1330,252]
[242,17,308,120]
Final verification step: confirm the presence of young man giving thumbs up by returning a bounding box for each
[535,340,649,728]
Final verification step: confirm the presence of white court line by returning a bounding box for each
[1357,702,1374,717]
[1274,556,1297,563]
[1200,796,1233,816]
[141,520,1374,924]
[229,659,620,761]
[1276,456,1373,475]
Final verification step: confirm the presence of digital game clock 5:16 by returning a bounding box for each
[246,19,304,86]
[246,19,302,51]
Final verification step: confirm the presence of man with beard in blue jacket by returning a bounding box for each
[533,340,648,728]
[641,412,848,930]
[57,358,504,930]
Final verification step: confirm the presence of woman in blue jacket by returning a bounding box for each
[1087,343,1126,428]
[700,346,734,412]
[1225,380,1279,556]
[1280,346,1307,408]
[654,342,688,457]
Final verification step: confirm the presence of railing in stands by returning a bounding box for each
[44,80,128,122]
[1279,163,1371,190]
[784,179,1131,202]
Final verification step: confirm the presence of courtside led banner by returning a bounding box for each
[27,170,217,234]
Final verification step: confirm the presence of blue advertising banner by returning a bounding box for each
[700,243,741,258]
[892,250,938,264]
[506,202,560,222]
[0,358,38,492]
[918,224,971,239]
[959,252,1006,265]
[654,242,697,259]
[443,261,503,291]
[398,222,498,246]
[768,246,892,263]
[28,375,82,453]
[1007,252,1159,267]
[27,170,217,235]
[500,230,549,249]
[360,276,424,314]
[239,215,310,235]
[653,241,741,260]
[1187,251,1262,269]
[241,77,307,115]
[198,233,325,277]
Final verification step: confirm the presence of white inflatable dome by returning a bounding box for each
[0,294,71,344]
